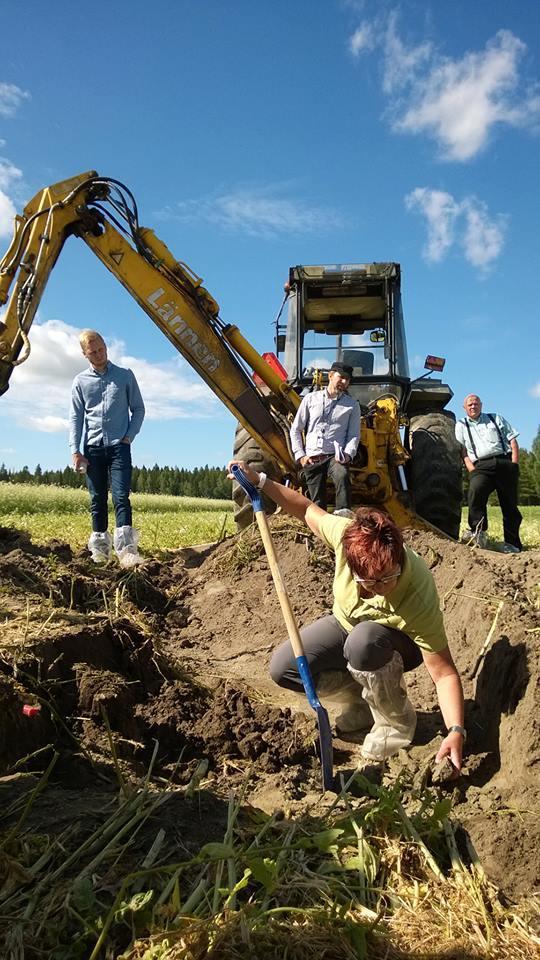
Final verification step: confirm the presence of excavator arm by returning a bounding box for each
[0,171,299,472]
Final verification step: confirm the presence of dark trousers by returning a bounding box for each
[302,458,351,510]
[269,615,422,691]
[84,443,132,532]
[468,457,522,549]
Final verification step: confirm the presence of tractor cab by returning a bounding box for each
[279,262,451,415]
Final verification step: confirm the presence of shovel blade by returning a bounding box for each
[296,655,334,790]
[315,703,334,792]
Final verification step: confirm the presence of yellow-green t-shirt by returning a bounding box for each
[318,514,448,654]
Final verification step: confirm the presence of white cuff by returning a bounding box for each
[257,472,267,490]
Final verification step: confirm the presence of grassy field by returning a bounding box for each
[461,506,540,549]
[0,482,234,550]
[0,482,538,550]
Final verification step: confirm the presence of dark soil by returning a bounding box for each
[0,520,538,902]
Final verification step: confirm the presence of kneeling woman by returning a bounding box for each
[229,460,465,771]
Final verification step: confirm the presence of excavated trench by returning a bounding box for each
[0,522,539,900]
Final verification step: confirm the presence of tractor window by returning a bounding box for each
[301,328,389,378]
[393,293,409,378]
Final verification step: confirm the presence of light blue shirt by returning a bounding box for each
[455,412,518,462]
[290,388,361,461]
[69,361,145,454]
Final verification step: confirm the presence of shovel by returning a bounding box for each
[231,466,334,791]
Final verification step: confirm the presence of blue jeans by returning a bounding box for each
[84,442,132,532]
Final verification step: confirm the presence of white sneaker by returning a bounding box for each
[333,508,355,518]
[501,543,520,554]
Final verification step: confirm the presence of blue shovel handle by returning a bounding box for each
[231,464,334,790]
[231,464,264,513]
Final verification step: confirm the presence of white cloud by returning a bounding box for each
[382,14,433,95]
[349,23,376,57]
[395,30,540,160]
[355,17,540,160]
[0,189,16,238]
[0,318,220,434]
[26,414,70,432]
[0,158,22,237]
[114,352,216,421]
[405,187,506,268]
[158,183,344,238]
[0,158,22,192]
[530,383,540,399]
[461,199,506,268]
[0,83,30,119]
[405,188,460,262]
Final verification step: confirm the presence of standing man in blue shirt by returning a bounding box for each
[69,330,145,565]
[290,362,361,514]
[455,394,522,553]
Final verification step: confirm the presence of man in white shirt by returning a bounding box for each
[290,362,361,513]
[455,394,522,553]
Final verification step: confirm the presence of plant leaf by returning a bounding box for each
[199,842,236,860]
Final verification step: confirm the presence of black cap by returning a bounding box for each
[330,361,353,378]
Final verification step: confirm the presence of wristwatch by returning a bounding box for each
[447,724,467,741]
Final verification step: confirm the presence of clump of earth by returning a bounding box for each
[0,519,538,901]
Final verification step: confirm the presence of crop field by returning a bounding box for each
[0,482,234,550]
[0,482,539,550]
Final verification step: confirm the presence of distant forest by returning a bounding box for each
[0,463,231,499]
[1,425,539,504]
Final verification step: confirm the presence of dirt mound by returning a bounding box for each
[0,521,539,901]
[163,520,540,899]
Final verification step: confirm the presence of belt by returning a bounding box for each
[305,454,332,463]
[474,453,511,464]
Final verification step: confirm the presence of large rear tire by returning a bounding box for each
[408,411,462,539]
[232,425,283,530]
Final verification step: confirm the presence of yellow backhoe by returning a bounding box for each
[0,172,462,536]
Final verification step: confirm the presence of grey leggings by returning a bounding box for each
[269,615,423,692]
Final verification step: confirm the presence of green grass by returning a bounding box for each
[0,483,538,551]
[0,482,234,550]
[461,505,540,549]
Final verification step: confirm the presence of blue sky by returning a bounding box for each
[1,0,539,471]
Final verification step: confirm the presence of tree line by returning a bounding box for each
[0,463,232,500]
[1,425,539,503]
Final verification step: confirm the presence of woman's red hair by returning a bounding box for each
[341,507,403,579]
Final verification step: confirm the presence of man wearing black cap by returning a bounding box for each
[290,362,361,513]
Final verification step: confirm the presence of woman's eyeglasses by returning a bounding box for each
[353,566,401,588]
